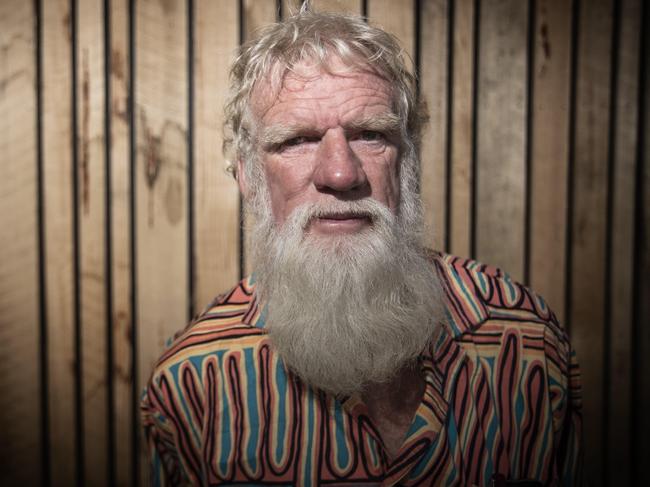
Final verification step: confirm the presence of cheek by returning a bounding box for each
[263,159,315,220]
[366,151,400,209]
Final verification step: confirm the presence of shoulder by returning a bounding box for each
[431,254,583,482]
[148,276,266,383]
[433,252,572,364]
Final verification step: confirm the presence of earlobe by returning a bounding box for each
[236,159,248,197]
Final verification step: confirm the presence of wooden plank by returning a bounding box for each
[475,0,528,281]
[283,0,362,15]
[243,0,277,39]
[242,0,279,277]
[607,1,641,484]
[569,0,613,484]
[419,0,449,250]
[135,1,189,484]
[312,0,362,13]
[634,4,650,482]
[42,0,77,484]
[282,0,363,18]
[528,0,572,320]
[108,0,133,485]
[449,0,475,258]
[193,1,240,311]
[282,0,295,17]
[367,0,415,70]
[76,1,108,484]
[0,1,41,485]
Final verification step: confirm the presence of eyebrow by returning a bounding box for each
[259,125,309,150]
[258,112,402,150]
[345,112,401,136]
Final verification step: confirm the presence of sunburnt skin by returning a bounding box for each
[242,57,402,237]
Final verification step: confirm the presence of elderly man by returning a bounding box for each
[142,8,582,486]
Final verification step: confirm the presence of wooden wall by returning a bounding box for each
[0,0,648,486]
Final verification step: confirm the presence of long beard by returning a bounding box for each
[251,198,445,396]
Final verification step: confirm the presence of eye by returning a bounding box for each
[358,130,385,142]
[284,136,308,147]
[278,135,318,151]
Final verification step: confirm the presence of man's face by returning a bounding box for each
[244,61,443,396]
[247,59,401,236]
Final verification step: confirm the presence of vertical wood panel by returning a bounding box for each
[279,0,296,19]
[420,0,449,250]
[528,0,572,320]
[633,4,650,481]
[242,0,279,277]
[282,0,301,14]
[77,1,109,484]
[243,0,278,38]
[449,0,475,257]
[607,0,641,483]
[570,1,613,484]
[0,1,647,484]
[42,0,77,483]
[475,0,528,281]
[283,0,362,15]
[135,1,189,484]
[193,0,240,312]
[109,0,133,484]
[367,0,415,69]
[313,0,362,13]
[0,1,41,485]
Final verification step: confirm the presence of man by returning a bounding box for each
[142,7,582,486]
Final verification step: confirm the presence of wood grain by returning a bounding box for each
[283,0,362,15]
[367,0,415,70]
[282,0,296,17]
[0,0,41,485]
[569,0,613,484]
[475,0,528,281]
[607,1,641,483]
[243,0,278,40]
[193,0,240,311]
[242,0,279,277]
[314,0,362,13]
[134,1,189,484]
[109,0,133,484]
[42,0,77,483]
[633,4,649,482]
[449,0,475,258]
[0,2,645,484]
[528,0,572,321]
[419,0,449,250]
[77,1,109,484]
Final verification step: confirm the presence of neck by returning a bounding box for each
[360,365,425,460]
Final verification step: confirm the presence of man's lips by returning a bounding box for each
[308,212,372,234]
[318,212,370,221]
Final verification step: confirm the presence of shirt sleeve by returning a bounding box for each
[141,379,193,487]
[556,346,584,486]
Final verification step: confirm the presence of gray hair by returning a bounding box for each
[222,7,427,205]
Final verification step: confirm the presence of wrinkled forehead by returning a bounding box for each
[248,55,394,120]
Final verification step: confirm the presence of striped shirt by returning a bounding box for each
[142,253,582,486]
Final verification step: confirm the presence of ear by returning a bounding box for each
[236,159,249,198]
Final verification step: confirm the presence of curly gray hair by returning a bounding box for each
[223,5,427,223]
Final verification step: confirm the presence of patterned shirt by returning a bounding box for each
[142,253,582,486]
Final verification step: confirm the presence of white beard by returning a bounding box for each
[251,198,446,396]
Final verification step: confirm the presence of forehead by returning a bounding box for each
[249,58,395,125]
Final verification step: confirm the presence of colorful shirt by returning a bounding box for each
[141,253,582,486]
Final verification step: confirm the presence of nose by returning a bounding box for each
[313,129,368,195]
